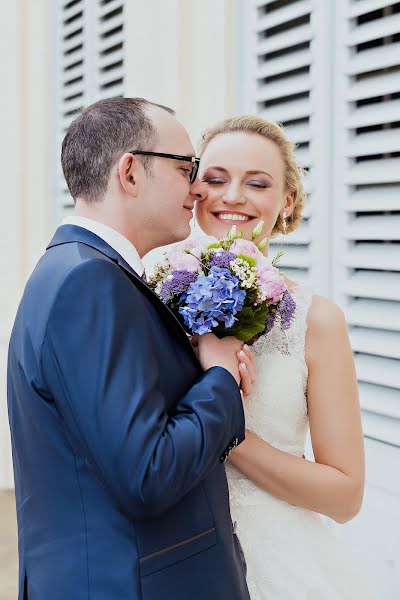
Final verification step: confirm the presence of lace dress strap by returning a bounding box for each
[287,285,314,361]
[251,285,313,365]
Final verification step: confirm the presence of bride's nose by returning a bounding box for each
[222,184,246,205]
[190,178,207,201]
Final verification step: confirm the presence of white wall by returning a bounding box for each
[123,0,236,150]
[0,0,53,489]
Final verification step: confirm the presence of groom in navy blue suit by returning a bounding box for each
[8,97,251,599]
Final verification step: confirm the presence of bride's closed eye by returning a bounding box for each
[202,178,226,185]
[247,181,270,189]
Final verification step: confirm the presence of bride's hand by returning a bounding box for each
[237,344,256,399]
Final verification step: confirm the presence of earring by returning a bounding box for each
[192,217,197,230]
[282,211,287,235]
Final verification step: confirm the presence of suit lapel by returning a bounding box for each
[47,226,199,361]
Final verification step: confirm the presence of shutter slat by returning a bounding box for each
[63,19,84,39]
[62,63,85,82]
[348,71,400,102]
[272,221,311,245]
[63,34,84,53]
[256,48,312,79]
[345,215,400,241]
[294,146,311,168]
[348,0,397,19]
[260,97,311,122]
[63,3,83,23]
[359,382,400,419]
[62,49,84,69]
[256,72,311,102]
[347,129,400,157]
[98,0,123,18]
[345,271,400,302]
[350,328,400,359]
[348,12,400,46]
[346,185,400,212]
[346,99,400,129]
[98,48,124,69]
[356,354,400,389]
[256,23,312,55]
[345,243,400,270]
[362,411,400,445]
[98,29,124,52]
[347,298,400,332]
[256,0,312,31]
[268,245,311,269]
[347,42,400,76]
[285,122,311,144]
[346,158,400,184]
[98,13,124,35]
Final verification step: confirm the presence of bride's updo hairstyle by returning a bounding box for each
[200,116,306,237]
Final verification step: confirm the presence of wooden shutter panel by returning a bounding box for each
[55,0,125,219]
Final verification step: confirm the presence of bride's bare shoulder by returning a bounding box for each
[306,295,350,360]
[307,295,346,328]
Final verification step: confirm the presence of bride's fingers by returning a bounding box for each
[237,349,256,384]
[243,344,256,368]
[239,363,252,398]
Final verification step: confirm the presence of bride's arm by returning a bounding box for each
[228,295,365,524]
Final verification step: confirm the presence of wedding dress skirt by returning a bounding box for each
[226,286,376,599]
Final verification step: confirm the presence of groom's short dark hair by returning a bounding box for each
[61,97,175,204]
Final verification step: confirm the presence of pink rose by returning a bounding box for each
[230,239,264,264]
[257,264,287,303]
[166,240,203,271]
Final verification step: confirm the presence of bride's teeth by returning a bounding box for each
[217,214,250,221]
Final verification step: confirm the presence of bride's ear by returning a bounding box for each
[117,153,141,197]
[283,191,295,218]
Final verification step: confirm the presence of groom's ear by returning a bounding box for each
[117,153,141,197]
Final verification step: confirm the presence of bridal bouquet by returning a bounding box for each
[149,222,296,343]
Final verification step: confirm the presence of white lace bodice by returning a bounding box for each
[226,285,312,509]
[225,286,376,599]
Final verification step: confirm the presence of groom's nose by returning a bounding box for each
[190,179,208,201]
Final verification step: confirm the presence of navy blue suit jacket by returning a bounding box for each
[7,225,249,600]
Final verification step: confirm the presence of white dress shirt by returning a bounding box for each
[62,216,145,277]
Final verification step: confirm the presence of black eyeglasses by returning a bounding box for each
[130,151,200,183]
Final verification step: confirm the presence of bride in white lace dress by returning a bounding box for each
[191,116,376,599]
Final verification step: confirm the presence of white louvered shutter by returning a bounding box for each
[334,0,400,446]
[55,0,125,220]
[242,0,334,293]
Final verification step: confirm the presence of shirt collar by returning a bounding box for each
[61,216,145,276]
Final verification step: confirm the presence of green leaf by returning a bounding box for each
[213,304,269,342]
[272,250,284,267]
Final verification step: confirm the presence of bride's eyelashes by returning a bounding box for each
[247,181,270,189]
[202,177,270,190]
[202,178,226,185]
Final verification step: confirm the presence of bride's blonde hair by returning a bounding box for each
[200,116,306,237]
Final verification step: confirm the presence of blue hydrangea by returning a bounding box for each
[179,266,246,335]
[160,270,198,301]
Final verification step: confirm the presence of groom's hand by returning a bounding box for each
[197,333,243,385]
